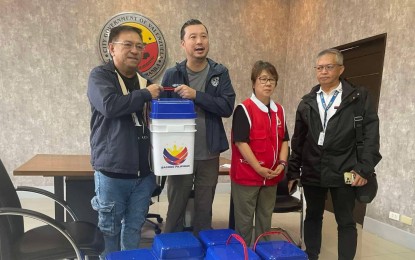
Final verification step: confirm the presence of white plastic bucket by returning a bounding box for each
[149,99,197,176]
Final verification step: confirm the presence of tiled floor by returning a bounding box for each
[21,193,415,260]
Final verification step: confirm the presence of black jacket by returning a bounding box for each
[288,79,381,187]
[161,58,236,154]
[87,61,153,175]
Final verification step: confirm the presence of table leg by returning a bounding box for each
[54,176,64,222]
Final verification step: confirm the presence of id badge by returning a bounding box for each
[318,131,325,146]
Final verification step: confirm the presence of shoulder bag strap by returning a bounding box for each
[354,87,366,161]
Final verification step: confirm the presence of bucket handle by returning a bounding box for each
[163,84,181,91]
[226,234,249,260]
[253,228,294,252]
[163,87,175,91]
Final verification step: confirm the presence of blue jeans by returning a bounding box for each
[91,171,156,259]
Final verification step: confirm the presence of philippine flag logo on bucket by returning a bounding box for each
[163,145,188,165]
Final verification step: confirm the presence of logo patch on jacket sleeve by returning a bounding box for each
[211,76,219,87]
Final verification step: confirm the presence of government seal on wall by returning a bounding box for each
[99,12,167,80]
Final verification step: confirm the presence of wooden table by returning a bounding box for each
[14,154,94,177]
[14,154,94,222]
[14,154,231,223]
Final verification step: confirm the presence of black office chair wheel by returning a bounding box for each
[157,217,163,223]
[155,227,162,234]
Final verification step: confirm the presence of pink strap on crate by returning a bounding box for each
[226,234,248,260]
[253,230,294,251]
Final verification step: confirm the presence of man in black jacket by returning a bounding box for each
[87,25,162,259]
[161,19,235,235]
[288,49,381,260]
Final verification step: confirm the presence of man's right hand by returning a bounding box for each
[147,84,163,99]
[174,84,196,99]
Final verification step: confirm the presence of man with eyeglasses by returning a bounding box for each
[287,49,381,260]
[87,25,163,259]
[161,19,235,235]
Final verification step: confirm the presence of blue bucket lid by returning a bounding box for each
[150,98,197,119]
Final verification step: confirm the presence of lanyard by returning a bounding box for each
[115,70,148,127]
[320,90,339,130]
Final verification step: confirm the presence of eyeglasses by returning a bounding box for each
[258,77,277,85]
[112,41,146,51]
[314,64,342,72]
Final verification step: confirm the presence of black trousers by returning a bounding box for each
[303,185,357,260]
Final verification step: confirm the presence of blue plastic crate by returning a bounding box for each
[255,241,307,260]
[205,243,260,260]
[199,229,238,248]
[105,248,157,260]
[152,232,204,259]
[204,233,260,260]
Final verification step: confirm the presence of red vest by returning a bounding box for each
[231,97,285,186]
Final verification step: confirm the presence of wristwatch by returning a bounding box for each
[278,160,288,169]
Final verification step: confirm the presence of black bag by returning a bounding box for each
[355,173,378,203]
[353,88,378,203]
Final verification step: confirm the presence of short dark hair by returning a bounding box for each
[180,19,208,40]
[108,25,143,43]
[251,60,279,85]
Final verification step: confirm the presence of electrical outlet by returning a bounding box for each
[389,211,400,221]
[400,215,413,225]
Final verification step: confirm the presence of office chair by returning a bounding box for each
[0,158,104,260]
[145,176,167,234]
[273,172,304,247]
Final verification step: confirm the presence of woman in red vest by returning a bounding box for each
[230,60,289,245]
